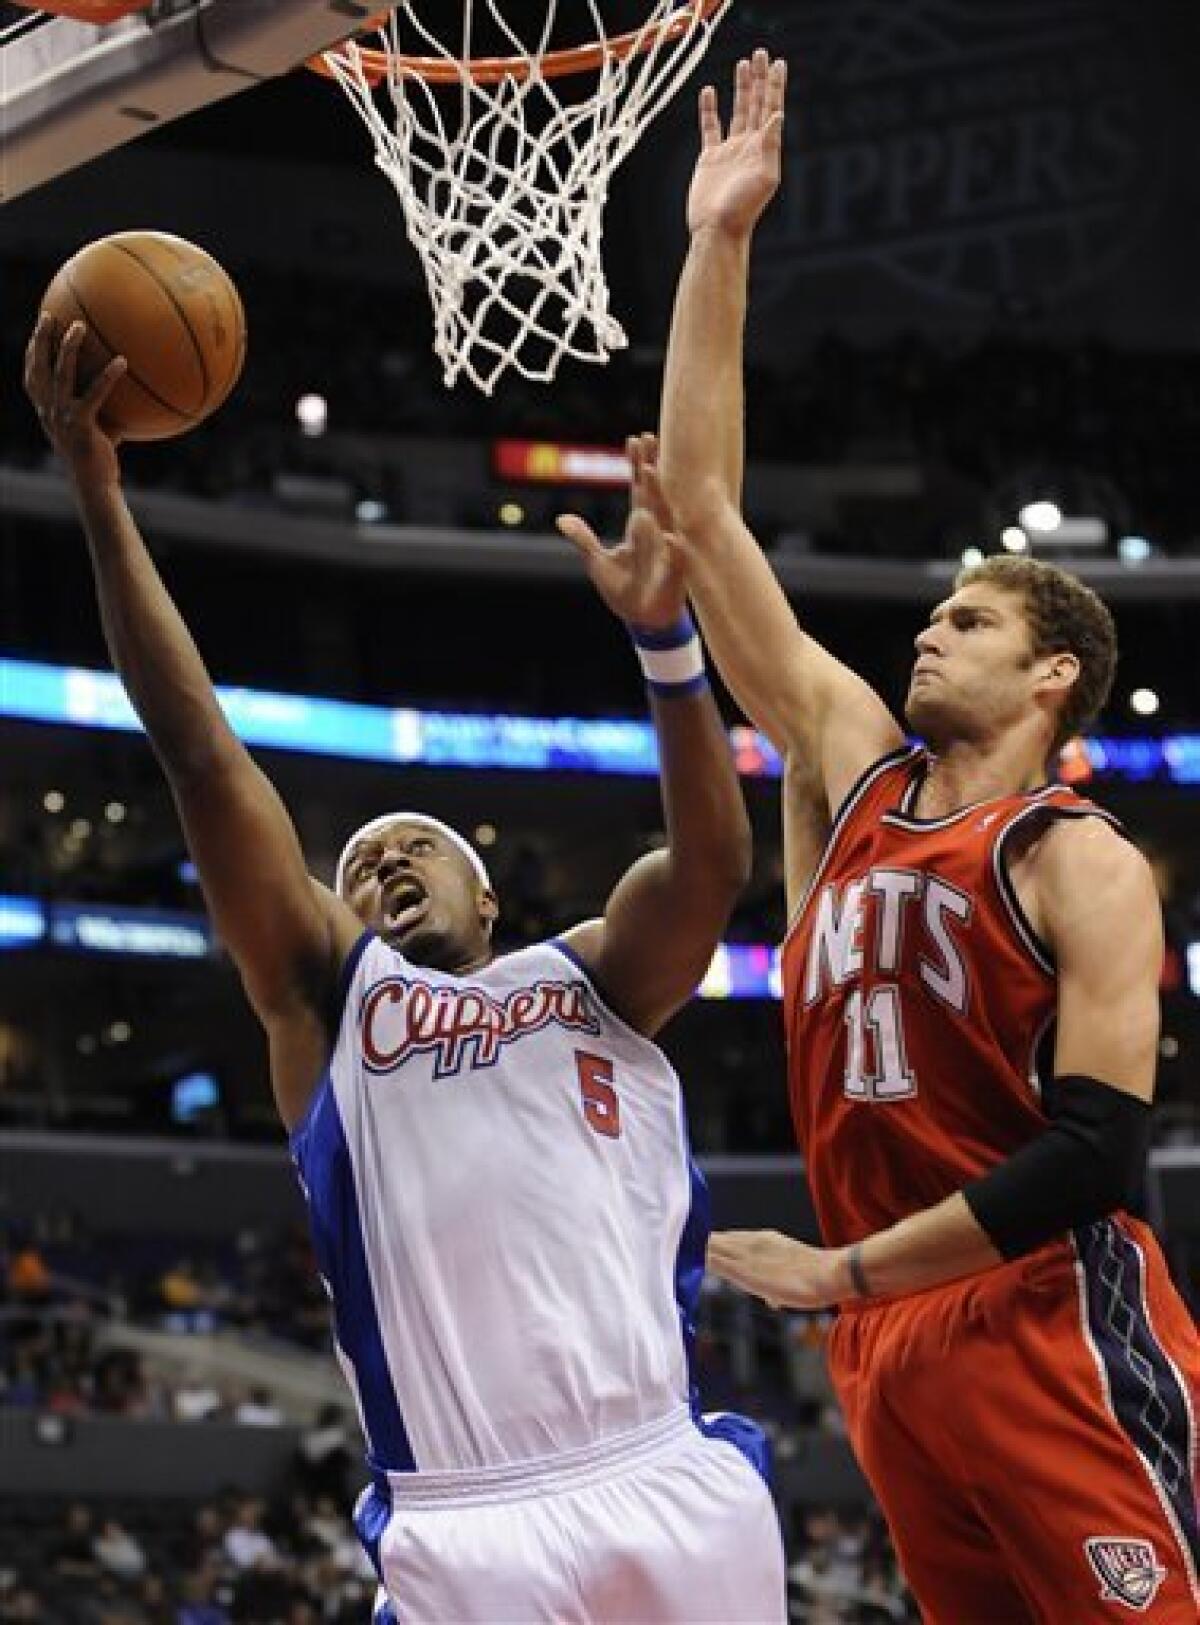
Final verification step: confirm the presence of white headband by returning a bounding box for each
[334,813,492,899]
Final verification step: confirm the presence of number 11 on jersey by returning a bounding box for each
[843,984,917,1100]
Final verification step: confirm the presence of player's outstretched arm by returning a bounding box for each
[24,315,362,1128]
[658,50,902,815]
[555,435,751,1037]
[709,821,1160,1308]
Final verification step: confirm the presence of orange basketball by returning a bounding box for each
[40,231,247,442]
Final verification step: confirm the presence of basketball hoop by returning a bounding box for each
[309,1,729,394]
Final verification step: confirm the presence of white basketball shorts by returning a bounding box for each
[356,1406,787,1623]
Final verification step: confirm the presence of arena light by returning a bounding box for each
[1130,688,1160,717]
[1019,501,1062,534]
[0,895,45,948]
[295,392,328,437]
[960,546,985,567]
[172,1072,220,1123]
[5,894,1200,1002]
[47,902,213,958]
[1038,516,1108,549]
[1118,535,1153,564]
[0,887,778,995]
[1000,527,1028,553]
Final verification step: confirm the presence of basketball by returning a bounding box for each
[39,231,247,442]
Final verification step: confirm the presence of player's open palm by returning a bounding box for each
[707,1228,839,1311]
[24,313,127,487]
[688,49,787,239]
[557,432,687,631]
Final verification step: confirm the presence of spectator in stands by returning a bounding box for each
[232,1385,282,1428]
[170,1504,226,1575]
[223,1498,277,1572]
[172,1369,223,1423]
[0,1588,46,1623]
[49,1502,101,1582]
[92,1349,153,1418]
[44,1361,89,1417]
[5,1233,51,1306]
[92,1516,147,1581]
[176,1566,230,1625]
[0,1353,40,1409]
[291,1403,353,1504]
[159,1258,214,1334]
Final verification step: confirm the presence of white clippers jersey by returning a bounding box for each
[290,932,709,1475]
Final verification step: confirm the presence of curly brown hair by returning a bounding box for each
[953,555,1117,750]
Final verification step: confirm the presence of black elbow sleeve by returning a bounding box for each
[963,1074,1152,1260]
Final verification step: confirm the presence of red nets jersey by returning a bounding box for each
[781,744,1119,1246]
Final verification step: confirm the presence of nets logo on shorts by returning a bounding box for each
[1083,1536,1167,1611]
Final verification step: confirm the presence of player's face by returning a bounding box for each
[905,585,1043,746]
[340,820,496,969]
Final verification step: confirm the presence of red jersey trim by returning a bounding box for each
[782,744,922,949]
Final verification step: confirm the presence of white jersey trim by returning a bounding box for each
[546,937,670,1071]
[782,744,922,952]
[991,802,1123,977]
[880,774,1061,833]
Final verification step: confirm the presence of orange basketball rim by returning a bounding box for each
[307,0,726,87]
[11,0,154,21]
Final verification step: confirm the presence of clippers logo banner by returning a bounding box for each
[641,0,1200,355]
[1083,1537,1167,1612]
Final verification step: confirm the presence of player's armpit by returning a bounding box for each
[561,840,747,1039]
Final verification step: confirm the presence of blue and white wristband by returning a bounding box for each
[629,612,708,698]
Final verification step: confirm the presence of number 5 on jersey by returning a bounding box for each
[576,1051,621,1139]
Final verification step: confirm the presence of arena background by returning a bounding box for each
[1,2,1198,1620]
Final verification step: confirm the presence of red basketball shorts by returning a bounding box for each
[828,1216,1200,1622]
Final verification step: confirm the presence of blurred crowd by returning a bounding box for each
[0,1207,924,1623]
[0,1494,919,1624]
[0,1212,330,1419]
[0,1489,377,1625]
[4,255,1200,557]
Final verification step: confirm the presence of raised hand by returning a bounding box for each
[24,313,127,488]
[688,48,787,240]
[707,1228,843,1310]
[557,433,688,631]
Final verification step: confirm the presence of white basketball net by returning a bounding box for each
[322,1,729,394]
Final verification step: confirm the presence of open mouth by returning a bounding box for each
[383,877,428,932]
